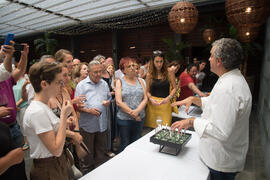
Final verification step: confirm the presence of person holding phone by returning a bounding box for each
[0,42,28,147]
[0,42,14,82]
[23,62,73,180]
[0,38,28,179]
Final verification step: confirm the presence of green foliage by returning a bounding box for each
[34,32,58,57]
[162,38,190,62]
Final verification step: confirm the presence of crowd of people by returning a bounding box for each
[0,38,251,180]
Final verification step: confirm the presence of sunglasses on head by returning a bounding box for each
[153,50,163,55]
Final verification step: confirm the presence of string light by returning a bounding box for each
[53,7,171,35]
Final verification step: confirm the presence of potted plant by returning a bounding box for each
[34,32,58,57]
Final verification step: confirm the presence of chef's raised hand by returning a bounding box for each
[171,96,193,113]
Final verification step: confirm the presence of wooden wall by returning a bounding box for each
[119,23,174,60]
[77,32,113,62]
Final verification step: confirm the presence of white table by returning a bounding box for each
[172,105,202,119]
[80,130,209,180]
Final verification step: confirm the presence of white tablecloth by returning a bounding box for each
[172,105,202,119]
[80,130,209,180]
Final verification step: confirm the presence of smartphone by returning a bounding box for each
[4,33,14,45]
[14,44,24,51]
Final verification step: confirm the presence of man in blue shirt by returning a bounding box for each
[75,60,111,174]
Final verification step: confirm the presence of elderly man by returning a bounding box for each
[75,60,111,173]
[172,38,252,180]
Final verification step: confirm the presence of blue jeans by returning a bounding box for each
[209,167,238,180]
[117,118,144,152]
[10,123,23,148]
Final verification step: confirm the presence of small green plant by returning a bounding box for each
[34,32,58,57]
[162,38,190,62]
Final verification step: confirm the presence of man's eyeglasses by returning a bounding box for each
[153,50,163,55]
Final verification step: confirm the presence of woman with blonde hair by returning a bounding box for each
[72,62,89,85]
[145,50,176,128]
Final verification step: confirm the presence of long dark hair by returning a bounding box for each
[147,50,168,87]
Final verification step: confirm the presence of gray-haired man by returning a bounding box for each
[171,38,252,180]
[75,60,111,174]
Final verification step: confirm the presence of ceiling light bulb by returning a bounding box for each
[180,18,185,23]
[245,7,252,13]
[246,32,250,36]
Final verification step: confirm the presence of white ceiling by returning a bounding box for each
[0,0,218,37]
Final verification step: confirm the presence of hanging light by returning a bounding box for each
[245,7,252,14]
[168,1,198,34]
[226,0,270,28]
[203,29,215,44]
[226,0,270,42]
[237,25,259,43]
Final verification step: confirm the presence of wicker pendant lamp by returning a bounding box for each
[168,1,198,34]
[226,0,270,42]
[237,25,260,43]
[226,0,270,27]
[203,29,215,44]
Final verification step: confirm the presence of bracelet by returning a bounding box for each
[168,95,172,100]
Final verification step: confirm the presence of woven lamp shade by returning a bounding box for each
[203,29,215,44]
[226,0,270,27]
[237,25,260,43]
[168,1,198,34]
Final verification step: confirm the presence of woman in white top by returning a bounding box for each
[23,62,72,180]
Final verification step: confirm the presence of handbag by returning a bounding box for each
[66,148,83,179]
[74,142,89,159]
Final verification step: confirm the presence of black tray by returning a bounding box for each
[150,129,192,155]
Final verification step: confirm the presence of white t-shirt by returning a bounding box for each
[195,71,206,87]
[26,83,35,104]
[23,100,60,158]
[0,63,11,82]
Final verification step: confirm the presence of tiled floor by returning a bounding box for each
[23,107,267,179]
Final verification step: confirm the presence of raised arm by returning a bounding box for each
[38,100,72,157]
[12,44,29,82]
[1,41,15,73]
[171,96,202,113]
